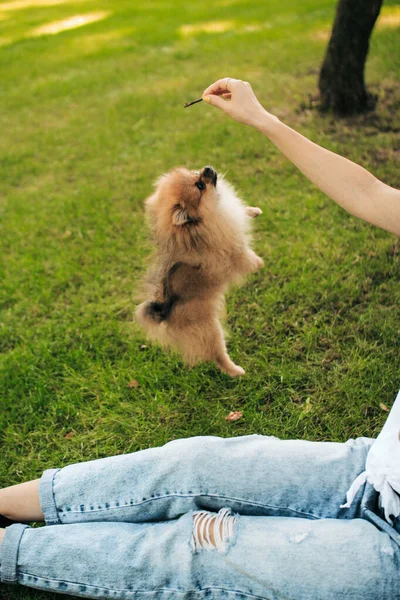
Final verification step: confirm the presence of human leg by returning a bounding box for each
[35,434,373,525]
[1,509,398,600]
[0,480,43,522]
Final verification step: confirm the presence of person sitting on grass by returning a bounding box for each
[1,77,399,600]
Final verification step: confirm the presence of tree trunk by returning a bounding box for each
[319,0,383,116]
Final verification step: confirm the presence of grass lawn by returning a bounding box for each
[0,0,400,597]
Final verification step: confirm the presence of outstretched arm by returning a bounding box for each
[202,78,400,237]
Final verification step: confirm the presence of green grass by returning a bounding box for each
[0,0,400,597]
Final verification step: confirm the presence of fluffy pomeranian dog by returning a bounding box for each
[136,165,263,376]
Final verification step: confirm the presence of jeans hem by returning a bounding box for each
[0,523,29,583]
[39,468,61,525]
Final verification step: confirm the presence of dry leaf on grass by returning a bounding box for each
[127,379,139,389]
[64,431,75,439]
[379,402,390,413]
[225,411,243,422]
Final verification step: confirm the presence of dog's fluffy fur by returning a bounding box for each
[136,165,263,376]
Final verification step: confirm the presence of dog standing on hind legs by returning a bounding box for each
[136,165,263,376]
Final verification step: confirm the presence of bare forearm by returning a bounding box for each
[202,77,400,236]
[256,114,400,236]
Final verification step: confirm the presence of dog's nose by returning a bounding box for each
[202,166,217,186]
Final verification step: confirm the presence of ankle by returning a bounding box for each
[0,489,15,520]
[0,480,43,522]
[0,489,10,518]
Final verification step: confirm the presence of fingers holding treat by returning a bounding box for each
[201,77,270,129]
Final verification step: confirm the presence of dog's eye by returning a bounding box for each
[195,180,206,191]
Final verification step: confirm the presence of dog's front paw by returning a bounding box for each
[246,207,262,218]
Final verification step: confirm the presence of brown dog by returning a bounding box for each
[136,166,263,376]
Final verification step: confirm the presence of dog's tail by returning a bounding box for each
[136,301,172,346]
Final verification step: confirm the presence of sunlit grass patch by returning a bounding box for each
[309,5,400,44]
[377,6,400,29]
[179,19,279,39]
[31,10,110,37]
[241,23,267,33]
[0,0,93,10]
[0,33,13,45]
[59,27,135,57]
[179,20,236,37]
[0,10,112,48]
[215,0,243,5]
[309,28,330,42]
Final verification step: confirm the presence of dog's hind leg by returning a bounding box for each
[210,322,245,377]
[245,206,262,218]
[215,352,245,377]
[177,317,245,377]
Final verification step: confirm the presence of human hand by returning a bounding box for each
[202,77,275,130]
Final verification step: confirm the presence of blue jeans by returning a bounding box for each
[1,435,400,599]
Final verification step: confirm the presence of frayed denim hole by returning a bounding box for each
[191,508,238,554]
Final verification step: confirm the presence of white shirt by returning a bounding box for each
[341,389,400,524]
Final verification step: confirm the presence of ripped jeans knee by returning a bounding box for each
[191,508,238,553]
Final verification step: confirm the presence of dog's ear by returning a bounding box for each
[144,193,158,220]
[172,204,190,226]
[145,192,158,208]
